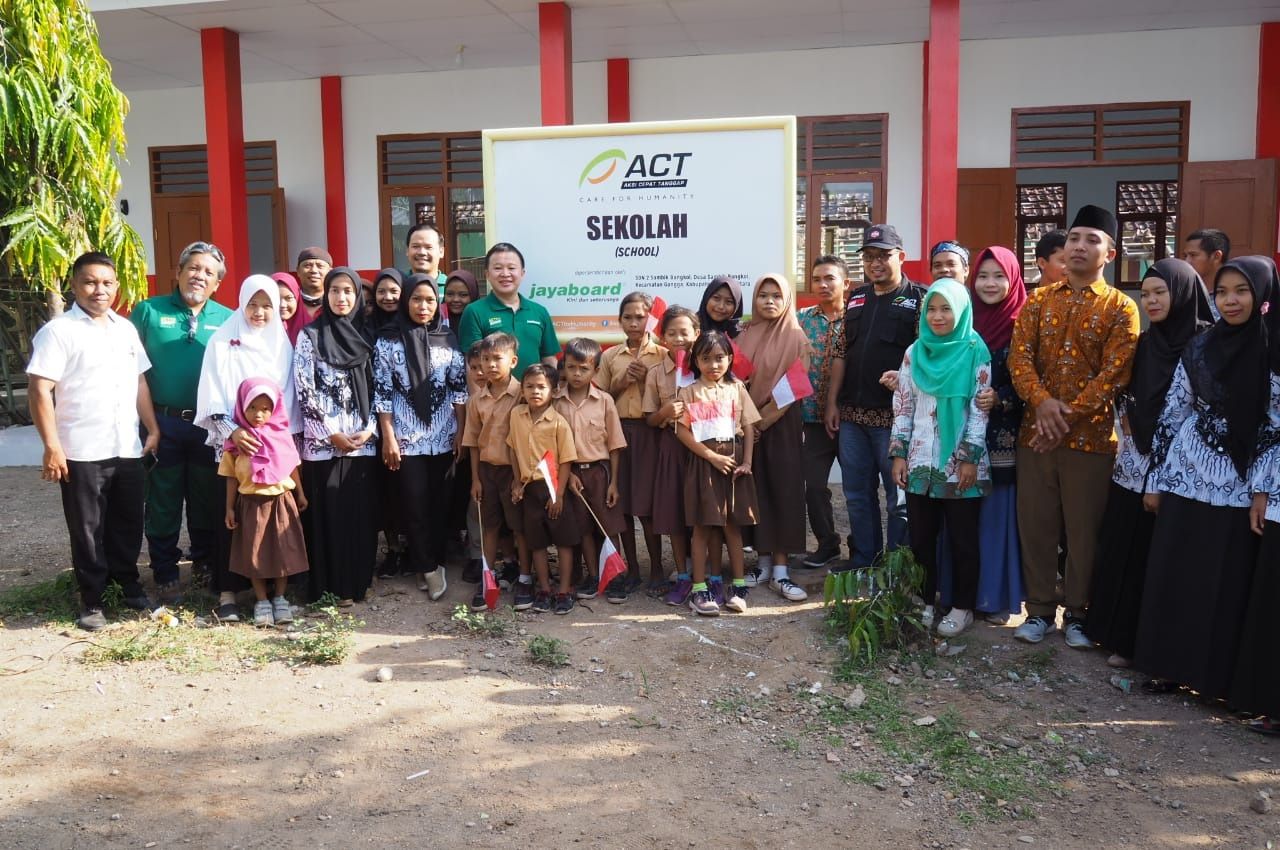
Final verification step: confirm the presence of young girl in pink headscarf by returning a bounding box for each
[220,377,309,627]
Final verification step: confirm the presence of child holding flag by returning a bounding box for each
[643,306,700,605]
[675,331,760,616]
[737,273,813,603]
[889,279,992,637]
[555,338,630,602]
[508,363,579,614]
[598,292,666,592]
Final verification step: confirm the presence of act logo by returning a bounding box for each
[578,148,627,188]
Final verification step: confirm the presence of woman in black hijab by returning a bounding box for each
[696,275,744,338]
[1086,259,1212,666]
[294,266,379,605]
[372,274,469,600]
[1132,256,1280,699]
[364,268,407,577]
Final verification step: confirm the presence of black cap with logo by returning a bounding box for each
[860,223,903,251]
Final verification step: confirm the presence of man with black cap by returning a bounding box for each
[824,224,926,571]
[1008,205,1139,649]
[295,246,333,323]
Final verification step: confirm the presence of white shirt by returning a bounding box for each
[26,303,151,462]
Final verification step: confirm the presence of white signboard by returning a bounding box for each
[483,116,795,341]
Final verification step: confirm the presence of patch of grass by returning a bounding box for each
[451,603,515,637]
[779,736,801,753]
[711,695,747,716]
[288,607,362,665]
[840,769,884,787]
[527,634,569,667]
[309,591,343,612]
[0,571,80,624]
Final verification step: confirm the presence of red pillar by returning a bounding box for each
[607,58,630,123]
[320,76,348,266]
[538,2,573,126]
[200,27,250,300]
[920,0,960,258]
[1258,23,1280,158]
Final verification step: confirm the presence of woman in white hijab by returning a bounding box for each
[196,275,300,621]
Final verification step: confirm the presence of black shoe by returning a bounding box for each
[376,550,401,579]
[553,593,575,615]
[470,591,487,612]
[574,573,598,600]
[498,561,520,591]
[216,602,240,622]
[122,593,153,611]
[77,608,107,631]
[801,540,842,568]
[513,583,535,611]
[605,576,628,604]
[531,590,553,613]
[461,559,483,584]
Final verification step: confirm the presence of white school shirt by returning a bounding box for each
[26,303,151,462]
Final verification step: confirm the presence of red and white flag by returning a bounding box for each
[730,341,755,380]
[643,296,668,335]
[686,398,737,443]
[535,450,559,504]
[673,349,696,388]
[597,537,627,595]
[481,554,500,610]
[771,359,815,409]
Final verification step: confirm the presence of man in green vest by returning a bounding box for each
[129,241,234,601]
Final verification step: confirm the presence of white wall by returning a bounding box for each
[959,26,1259,169]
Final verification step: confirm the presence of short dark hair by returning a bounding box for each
[485,242,525,269]
[466,340,486,363]
[405,223,442,248]
[618,291,653,318]
[1034,229,1067,261]
[811,254,849,278]
[72,252,115,279]
[480,331,518,356]
[1187,228,1231,261]
[690,330,735,380]
[563,337,603,368]
[521,363,557,387]
[660,305,699,335]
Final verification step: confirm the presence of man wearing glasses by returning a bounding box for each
[129,241,233,601]
[824,224,925,571]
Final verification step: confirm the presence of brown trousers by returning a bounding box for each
[1015,445,1115,620]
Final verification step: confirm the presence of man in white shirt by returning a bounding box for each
[27,252,161,631]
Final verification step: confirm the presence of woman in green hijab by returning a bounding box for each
[889,278,992,638]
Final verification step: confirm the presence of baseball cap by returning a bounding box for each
[860,224,903,251]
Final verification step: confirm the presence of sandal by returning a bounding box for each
[646,581,673,599]
[1248,716,1280,736]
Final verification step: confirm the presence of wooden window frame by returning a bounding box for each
[1114,179,1180,289]
[376,132,483,271]
[1010,101,1189,169]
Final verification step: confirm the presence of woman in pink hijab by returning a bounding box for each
[274,272,310,345]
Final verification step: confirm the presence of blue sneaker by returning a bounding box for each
[663,578,692,606]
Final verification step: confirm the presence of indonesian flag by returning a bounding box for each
[673,349,696,388]
[481,554,500,610]
[644,296,668,335]
[686,398,737,443]
[597,537,627,595]
[730,341,755,380]
[772,360,815,409]
[535,450,559,504]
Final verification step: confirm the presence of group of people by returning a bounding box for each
[25,209,1280,730]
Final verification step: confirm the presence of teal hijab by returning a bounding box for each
[910,278,991,461]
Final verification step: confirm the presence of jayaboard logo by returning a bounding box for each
[578,148,627,188]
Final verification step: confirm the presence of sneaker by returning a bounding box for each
[77,608,107,631]
[770,577,808,602]
[605,577,628,604]
[1063,618,1092,649]
[723,585,749,614]
[461,559,482,584]
[253,600,274,627]
[498,561,520,591]
[937,608,973,637]
[554,593,575,615]
[121,586,153,611]
[424,566,447,601]
[575,574,599,600]
[216,602,240,622]
[513,582,535,610]
[376,549,401,579]
[688,589,720,617]
[470,591,487,612]
[801,541,841,568]
[920,605,936,630]
[709,581,726,607]
[1013,616,1055,644]
[272,596,293,624]
[743,566,767,588]
[531,590,553,613]
[663,578,693,606]
[984,611,1010,626]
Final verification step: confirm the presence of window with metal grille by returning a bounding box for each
[1115,181,1179,288]
[1016,184,1068,285]
[149,142,278,194]
[1012,102,1187,168]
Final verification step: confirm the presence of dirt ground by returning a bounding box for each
[0,464,1277,850]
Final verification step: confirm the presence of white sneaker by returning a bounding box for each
[937,608,973,637]
[1063,619,1092,649]
[920,605,935,629]
[424,566,447,601]
[271,596,293,624]
[252,599,274,627]
[1014,616,1055,644]
[770,577,808,602]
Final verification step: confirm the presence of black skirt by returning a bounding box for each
[1085,484,1155,658]
[1133,494,1260,700]
[302,456,379,602]
[1228,520,1280,717]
